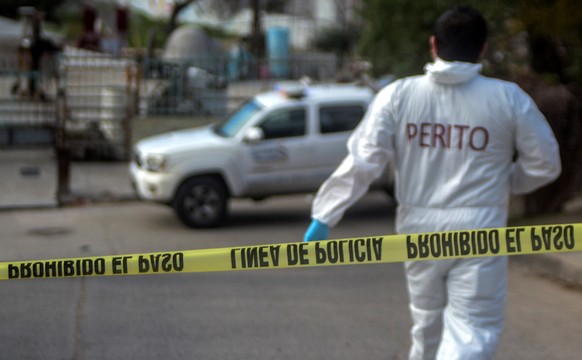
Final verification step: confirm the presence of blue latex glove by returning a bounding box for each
[303,219,330,242]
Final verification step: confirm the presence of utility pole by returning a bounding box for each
[250,0,263,58]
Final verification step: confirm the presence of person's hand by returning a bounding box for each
[303,219,329,242]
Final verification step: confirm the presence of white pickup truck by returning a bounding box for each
[130,82,393,228]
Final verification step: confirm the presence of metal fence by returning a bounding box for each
[2,48,340,159]
[137,52,339,118]
[0,53,61,208]
[0,55,58,148]
[0,47,341,205]
[1,47,138,161]
[140,56,228,117]
[60,48,137,161]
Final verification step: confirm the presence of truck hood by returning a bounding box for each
[135,125,224,155]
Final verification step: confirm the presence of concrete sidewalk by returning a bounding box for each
[508,201,582,289]
[68,161,136,203]
[63,160,582,289]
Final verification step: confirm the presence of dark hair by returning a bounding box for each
[434,5,488,63]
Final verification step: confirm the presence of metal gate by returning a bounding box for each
[0,47,137,208]
[0,51,60,208]
[60,47,137,161]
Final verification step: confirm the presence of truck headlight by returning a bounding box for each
[145,154,167,172]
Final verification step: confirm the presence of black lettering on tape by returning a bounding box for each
[489,230,501,254]
[8,258,107,279]
[8,264,19,279]
[506,228,524,253]
[230,246,282,269]
[430,234,441,257]
[138,253,184,273]
[286,243,309,266]
[174,253,184,271]
[2,225,579,280]
[287,244,299,265]
[315,238,382,264]
[419,234,429,258]
[406,230,500,260]
[270,245,280,267]
[565,225,575,249]
[112,256,132,274]
[354,239,365,262]
[531,225,576,252]
[442,233,453,257]
[459,232,470,256]
[246,247,259,268]
[407,235,418,259]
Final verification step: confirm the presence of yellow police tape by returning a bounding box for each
[2,223,581,280]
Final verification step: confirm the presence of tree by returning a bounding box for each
[494,0,582,215]
[358,0,511,77]
[357,0,582,215]
[518,75,582,216]
[315,24,360,71]
[516,0,582,86]
[165,0,196,37]
[0,0,67,23]
[358,0,443,77]
[164,0,267,59]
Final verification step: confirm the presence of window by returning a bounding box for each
[259,108,306,139]
[319,105,366,134]
[215,100,263,137]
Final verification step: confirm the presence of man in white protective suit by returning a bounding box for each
[303,5,561,360]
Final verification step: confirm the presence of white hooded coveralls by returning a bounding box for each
[311,59,561,359]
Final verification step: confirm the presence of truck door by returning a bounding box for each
[315,102,367,173]
[243,106,316,194]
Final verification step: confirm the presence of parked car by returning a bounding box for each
[130,82,393,228]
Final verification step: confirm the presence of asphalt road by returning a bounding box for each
[0,193,581,359]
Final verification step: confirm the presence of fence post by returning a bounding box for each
[55,82,70,203]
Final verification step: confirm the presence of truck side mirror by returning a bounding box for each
[243,126,264,144]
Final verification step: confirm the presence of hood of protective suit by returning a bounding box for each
[425,58,482,84]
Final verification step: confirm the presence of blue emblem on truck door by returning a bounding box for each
[251,143,289,163]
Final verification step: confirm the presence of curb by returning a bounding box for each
[59,192,137,207]
[511,253,582,289]
[508,201,582,290]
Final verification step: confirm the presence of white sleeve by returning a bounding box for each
[312,86,396,227]
[511,86,561,195]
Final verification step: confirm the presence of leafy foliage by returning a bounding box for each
[315,24,361,57]
[357,0,450,77]
[357,0,581,86]
[0,0,67,23]
[515,0,582,85]
[357,0,582,215]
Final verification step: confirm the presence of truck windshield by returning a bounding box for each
[214,100,262,137]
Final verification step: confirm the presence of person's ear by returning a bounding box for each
[429,36,438,60]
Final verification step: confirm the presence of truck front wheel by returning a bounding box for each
[173,176,228,228]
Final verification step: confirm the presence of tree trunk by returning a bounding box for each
[250,0,263,58]
[517,75,582,216]
[166,0,196,37]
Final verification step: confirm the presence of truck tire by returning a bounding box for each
[173,176,228,228]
